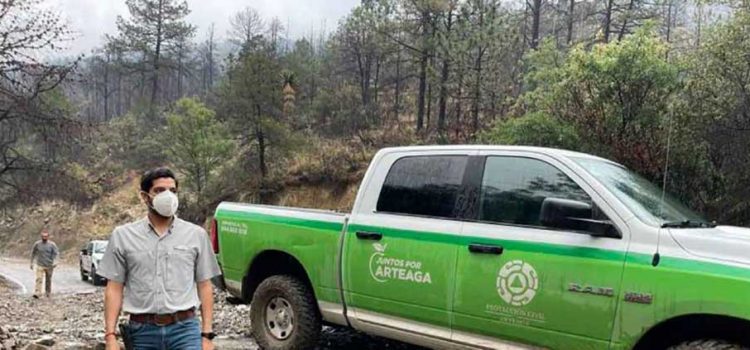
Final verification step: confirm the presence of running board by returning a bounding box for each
[347,307,544,350]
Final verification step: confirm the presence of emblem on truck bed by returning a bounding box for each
[624,291,653,304]
[497,260,539,306]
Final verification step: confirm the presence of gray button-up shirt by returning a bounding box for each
[30,240,58,268]
[98,217,221,314]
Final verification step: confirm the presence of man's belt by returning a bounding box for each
[129,308,195,326]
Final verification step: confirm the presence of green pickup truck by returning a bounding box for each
[210,146,750,350]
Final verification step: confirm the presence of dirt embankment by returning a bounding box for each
[0,172,359,261]
[275,183,358,213]
[0,172,144,263]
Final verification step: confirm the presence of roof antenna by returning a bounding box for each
[653,105,674,267]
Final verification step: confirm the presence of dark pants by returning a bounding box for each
[129,317,201,350]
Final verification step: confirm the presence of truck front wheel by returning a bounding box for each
[250,275,321,349]
[669,340,748,350]
[91,266,106,286]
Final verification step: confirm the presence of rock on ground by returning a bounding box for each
[0,290,423,350]
[0,275,17,294]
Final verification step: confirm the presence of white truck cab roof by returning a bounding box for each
[377,145,620,165]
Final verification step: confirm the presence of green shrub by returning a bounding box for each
[479,112,581,151]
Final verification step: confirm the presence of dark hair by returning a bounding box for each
[140,167,179,193]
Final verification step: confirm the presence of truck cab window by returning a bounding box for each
[480,156,592,227]
[377,155,468,219]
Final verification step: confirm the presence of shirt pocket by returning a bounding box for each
[125,251,153,291]
[166,246,196,293]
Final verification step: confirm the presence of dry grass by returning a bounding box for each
[275,183,359,213]
[284,126,419,186]
[277,127,414,211]
[270,127,422,212]
[285,138,372,186]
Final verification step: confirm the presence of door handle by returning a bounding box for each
[468,243,504,255]
[356,231,383,241]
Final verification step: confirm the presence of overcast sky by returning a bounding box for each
[46,0,359,55]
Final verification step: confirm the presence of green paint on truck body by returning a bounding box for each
[214,146,750,349]
[215,208,346,305]
[215,208,750,350]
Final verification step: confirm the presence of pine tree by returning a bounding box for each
[114,0,195,112]
[219,38,286,181]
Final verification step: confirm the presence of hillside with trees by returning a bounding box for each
[3,0,750,255]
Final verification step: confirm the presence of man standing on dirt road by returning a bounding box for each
[30,229,58,298]
[99,168,221,350]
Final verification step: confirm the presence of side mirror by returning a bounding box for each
[540,198,620,238]
[80,248,88,255]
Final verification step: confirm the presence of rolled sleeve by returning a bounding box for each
[194,228,221,282]
[98,228,127,283]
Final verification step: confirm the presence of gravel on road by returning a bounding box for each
[0,289,425,350]
[0,258,424,350]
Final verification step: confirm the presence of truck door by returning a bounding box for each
[343,151,473,339]
[452,152,629,349]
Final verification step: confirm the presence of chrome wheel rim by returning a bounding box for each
[265,297,294,340]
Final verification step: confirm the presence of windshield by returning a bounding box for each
[94,243,108,254]
[572,157,707,227]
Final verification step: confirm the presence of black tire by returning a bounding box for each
[226,296,245,305]
[80,263,88,281]
[250,275,321,350]
[669,340,748,350]
[91,266,105,286]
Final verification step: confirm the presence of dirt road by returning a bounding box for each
[0,258,96,295]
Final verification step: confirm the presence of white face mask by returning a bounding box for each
[147,191,179,218]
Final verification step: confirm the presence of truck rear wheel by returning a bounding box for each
[669,340,748,350]
[250,275,321,350]
[79,263,88,281]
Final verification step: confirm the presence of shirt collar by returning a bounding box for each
[144,215,178,236]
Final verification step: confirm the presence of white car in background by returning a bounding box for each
[79,240,108,286]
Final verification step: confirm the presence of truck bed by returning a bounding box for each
[215,202,349,305]
[219,202,347,218]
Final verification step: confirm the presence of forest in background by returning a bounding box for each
[3,0,750,233]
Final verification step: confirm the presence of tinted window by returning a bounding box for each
[480,157,591,227]
[377,156,468,218]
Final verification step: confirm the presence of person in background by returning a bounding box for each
[30,229,58,298]
[99,167,221,350]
